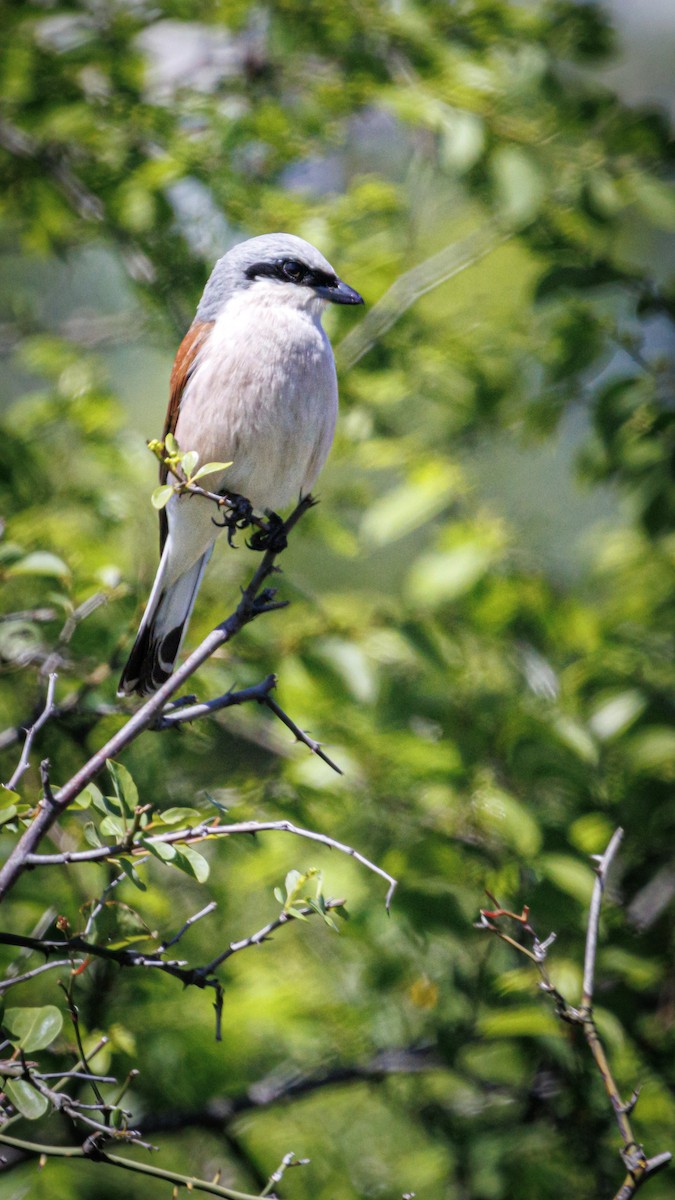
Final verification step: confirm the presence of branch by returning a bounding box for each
[0,958,84,994]
[154,672,343,775]
[477,831,671,1199]
[22,817,397,910]
[0,900,346,1011]
[3,673,58,792]
[0,497,314,901]
[582,826,624,1007]
[0,1130,264,1200]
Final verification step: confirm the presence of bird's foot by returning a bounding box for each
[212,492,254,547]
[247,511,288,554]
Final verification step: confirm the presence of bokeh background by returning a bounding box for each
[0,1,674,1197]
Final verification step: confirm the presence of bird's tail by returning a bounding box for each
[117,545,213,697]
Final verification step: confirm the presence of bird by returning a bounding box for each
[118,233,363,697]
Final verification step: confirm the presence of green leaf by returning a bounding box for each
[158,807,199,825]
[0,787,20,810]
[173,845,210,882]
[99,814,127,839]
[439,107,485,174]
[107,761,139,816]
[4,1005,63,1051]
[142,838,177,862]
[625,727,675,778]
[164,433,179,456]
[550,715,598,764]
[151,485,174,510]
[406,543,496,606]
[73,784,101,810]
[118,858,147,891]
[83,821,102,848]
[568,813,615,855]
[7,552,70,578]
[588,690,646,741]
[191,461,232,481]
[181,450,199,478]
[473,787,542,857]
[4,1079,49,1120]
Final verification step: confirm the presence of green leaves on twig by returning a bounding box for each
[274,868,346,933]
[147,435,231,510]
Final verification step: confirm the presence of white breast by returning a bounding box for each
[175,284,339,512]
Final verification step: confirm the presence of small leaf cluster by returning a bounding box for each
[148,434,232,511]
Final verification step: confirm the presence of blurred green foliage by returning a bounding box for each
[0,1,674,1197]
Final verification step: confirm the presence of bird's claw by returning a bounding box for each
[247,512,288,554]
[211,492,254,547]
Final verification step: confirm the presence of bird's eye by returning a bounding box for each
[282,260,305,283]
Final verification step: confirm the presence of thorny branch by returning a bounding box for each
[0,900,347,1037]
[0,1129,274,1200]
[0,496,320,901]
[18,816,397,910]
[476,829,671,1199]
[3,673,58,792]
[153,672,343,774]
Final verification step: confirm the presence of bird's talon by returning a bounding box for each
[246,513,288,554]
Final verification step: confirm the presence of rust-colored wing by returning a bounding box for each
[158,320,214,553]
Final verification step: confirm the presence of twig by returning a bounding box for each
[477,831,672,1199]
[0,1130,263,1199]
[22,818,398,910]
[158,902,218,953]
[582,826,624,1007]
[154,673,343,774]
[0,592,112,754]
[263,694,342,774]
[198,900,343,977]
[0,958,85,993]
[0,498,314,901]
[3,673,58,792]
[0,901,345,1015]
[260,1152,309,1197]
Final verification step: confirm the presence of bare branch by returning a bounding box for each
[582,826,624,1007]
[3,673,58,792]
[477,831,672,1198]
[0,1129,263,1199]
[154,674,343,774]
[260,1151,309,1197]
[0,900,346,1012]
[0,958,85,994]
[158,902,218,953]
[0,498,315,901]
[22,817,397,909]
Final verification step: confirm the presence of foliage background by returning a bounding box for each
[0,1,674,1197]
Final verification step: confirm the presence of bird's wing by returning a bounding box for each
[159,320,214,553]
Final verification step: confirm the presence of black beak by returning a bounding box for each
[314,277,364,305]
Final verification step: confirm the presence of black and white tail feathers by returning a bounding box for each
[117,545,212,696]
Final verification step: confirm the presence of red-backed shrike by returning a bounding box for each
[118,233,363,697]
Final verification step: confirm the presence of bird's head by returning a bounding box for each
[196,233,364,321]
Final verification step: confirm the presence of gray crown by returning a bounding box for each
[196,233,336,322]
